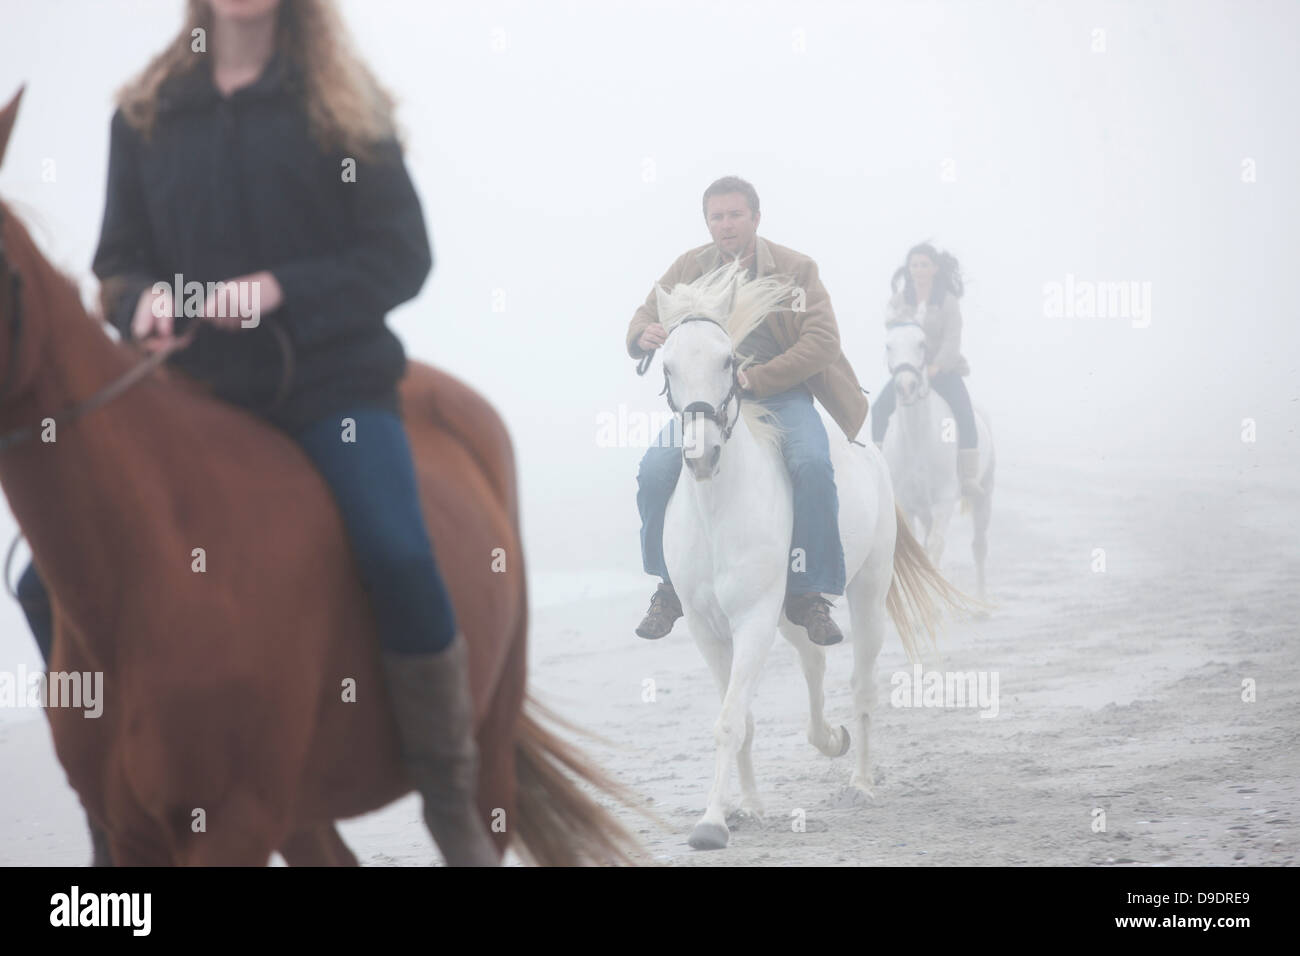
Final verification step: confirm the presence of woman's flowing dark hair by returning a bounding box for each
[891,242,964,306]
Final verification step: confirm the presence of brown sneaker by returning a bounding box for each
[635,582,682,639]
[785,593,843,646]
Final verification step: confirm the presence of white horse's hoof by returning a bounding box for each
[810,724,851,758]
[848,775,876,801]
[688,821,730,850]
[835,725,851,757]
[727,807,765,829]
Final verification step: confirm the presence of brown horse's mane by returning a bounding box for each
[1,198,218,408]
[1,198,93,325]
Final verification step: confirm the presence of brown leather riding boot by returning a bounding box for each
[379,635,500,866]
[784,593,843,646]
[635,582,682,639]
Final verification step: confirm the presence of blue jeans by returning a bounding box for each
[18,404,456,665]
[636,387,846,596]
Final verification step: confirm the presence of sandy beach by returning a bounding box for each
[3,447,1296,867]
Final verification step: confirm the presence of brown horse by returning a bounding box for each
[0,89,642,866]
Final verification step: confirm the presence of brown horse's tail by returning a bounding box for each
[414,366,652,864]
[511,696,654,866]
[886,503,986,663]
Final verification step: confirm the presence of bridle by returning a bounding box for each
[0,206,294,453]
[0,206,25,409]
[887,320,929,403]
[653,315,742,442]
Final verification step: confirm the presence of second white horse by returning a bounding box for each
[880,322,995,600]
[655,264,970,850]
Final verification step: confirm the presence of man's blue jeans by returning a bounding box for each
[18,404,456,666]
[636,387,846,596]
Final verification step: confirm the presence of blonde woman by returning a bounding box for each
[16,0,497,865]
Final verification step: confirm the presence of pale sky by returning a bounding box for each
[0,0,1296,676]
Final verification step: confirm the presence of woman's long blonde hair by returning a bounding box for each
[118,0,397,156]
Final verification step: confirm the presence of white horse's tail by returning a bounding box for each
[885,504,985,662]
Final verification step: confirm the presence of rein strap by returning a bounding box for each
[0,325,199,453]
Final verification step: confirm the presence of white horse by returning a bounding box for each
[654,263,970,850]
[880,322,995,599]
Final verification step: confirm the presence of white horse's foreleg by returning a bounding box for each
[926,497,956,566]
[685,610,736,849]
[972,495,991,602]
[734,710,763,819]
[689,615,776,850]
[972,464,994,603]
[689,611,733,701]
[687,615,761,820]
[846,565,889,797]
[687,610,733,794]
[779,620,849,758]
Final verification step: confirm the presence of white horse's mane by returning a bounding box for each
[659,259,796,350]
[658,259,798,450]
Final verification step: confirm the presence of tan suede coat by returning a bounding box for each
[626,237,869,439]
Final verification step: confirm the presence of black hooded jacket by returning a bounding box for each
[92,52,431,432]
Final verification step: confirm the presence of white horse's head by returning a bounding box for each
[885,322,929,404]
[656,260,791,480]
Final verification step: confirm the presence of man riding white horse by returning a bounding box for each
[626,176,870,646]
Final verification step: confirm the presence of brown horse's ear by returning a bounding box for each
[0,86,26,170]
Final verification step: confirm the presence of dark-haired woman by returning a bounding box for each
[16,0,496,865]
[870,243,981,497]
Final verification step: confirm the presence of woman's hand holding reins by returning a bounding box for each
[131,271,285,351]
[201,271,284,331]
[131,286,175,353]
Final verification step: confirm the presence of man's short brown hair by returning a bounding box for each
[702,176,760,218]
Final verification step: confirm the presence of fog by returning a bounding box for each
[0,0,1296,684]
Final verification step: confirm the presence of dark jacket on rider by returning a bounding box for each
[92,51,431,433]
